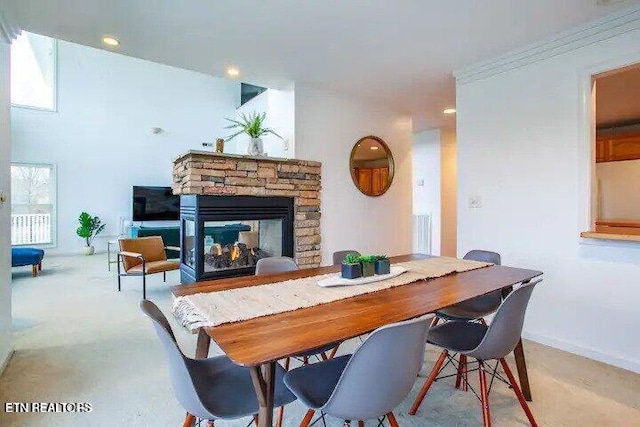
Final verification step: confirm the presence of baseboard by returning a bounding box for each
[0,348,14,378]
[523,330,640,374]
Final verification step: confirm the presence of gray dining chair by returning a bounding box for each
[255,256,299,275]
[254,256,341,427]
[409,280,542,427]
[435,250,502,322]
[284,314,434,426]
[140,300,296,427]
[332,250,361,266]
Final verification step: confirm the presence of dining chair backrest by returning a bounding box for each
[466,280,541,361]
[140,300,212,420]
[120,236,167,271]
[332,250,361,266]
[255,256,299,275]
[323,314,434,420]
[460,250,503,313]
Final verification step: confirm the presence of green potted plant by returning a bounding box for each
[224,111,282,157]
[359,255,376,277]
[374,255,391,275]
[76,212,105,255]
[341,253,362,279]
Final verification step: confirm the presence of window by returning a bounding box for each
[11,163,56,246]
[10,32,57,111]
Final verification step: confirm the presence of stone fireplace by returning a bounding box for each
[173,151,321,282]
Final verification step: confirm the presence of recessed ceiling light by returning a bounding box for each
[443,108,456,115]
[226,67,240,77]
[370,146,379,150]
[102,36,120,46]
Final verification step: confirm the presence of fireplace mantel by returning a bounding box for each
[173,151,322,268]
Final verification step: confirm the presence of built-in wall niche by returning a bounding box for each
[582,63,640,241]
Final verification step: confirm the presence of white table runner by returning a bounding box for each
[172,257,492,332]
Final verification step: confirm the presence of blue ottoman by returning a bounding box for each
[11,248,45,277]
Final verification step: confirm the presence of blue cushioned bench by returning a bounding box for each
[11,248,45,277]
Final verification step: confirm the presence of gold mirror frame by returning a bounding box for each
[349,135,395,197]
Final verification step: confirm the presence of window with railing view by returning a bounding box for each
[11,164,56,246]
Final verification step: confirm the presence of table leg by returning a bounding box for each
[195,328,211,359]
[250,362,276,427]
[513,339,532,401]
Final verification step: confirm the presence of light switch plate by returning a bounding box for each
[468,195,482,208]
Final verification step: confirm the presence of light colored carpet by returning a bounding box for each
[1,255,638,426]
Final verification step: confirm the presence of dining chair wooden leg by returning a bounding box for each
[499,358,538,427]
[206,421,215,427]
[328,343,340,359]
[463,356,469,391]
[478,361,491,427]
[455,354,466,389]
[358,421,365,427]
[284,357,291,371]
[253,415,259,426]
[300,409,315,427]
[321,352,328,361]
[387,412,400,427]
[276,405,285,427]
[431,316,441,327]
[303,355,309,365]
[513,339,532,401]
[409,349,448,415]
[182,413,196,427]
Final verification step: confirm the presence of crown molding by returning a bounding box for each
[0,6,20,43]
[454,4,640,84]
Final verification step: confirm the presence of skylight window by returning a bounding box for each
[10,32,57,111]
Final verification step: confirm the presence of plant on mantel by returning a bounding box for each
[224,112,282,157]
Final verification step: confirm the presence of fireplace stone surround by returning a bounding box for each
[173,151,322,271]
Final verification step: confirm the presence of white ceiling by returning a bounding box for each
[2,0,636,131]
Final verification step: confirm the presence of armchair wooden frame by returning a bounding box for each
[117,237,180,299]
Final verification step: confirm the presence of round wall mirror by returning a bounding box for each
[350,136,394,196]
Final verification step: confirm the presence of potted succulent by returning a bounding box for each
[359,255,376,277]
[374,255,391,275]
[341,253,362,279]
[224,111,282,156]
[76,212,106,255]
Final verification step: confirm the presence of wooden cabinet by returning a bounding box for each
[357,169,372,194]
[596,133,640,163]
[356,167,389,196]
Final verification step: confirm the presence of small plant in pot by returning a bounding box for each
[76,212,105,255]
[341,253,362,279]
[374,255,391,275]
[224,111,282,157]
[359,255,377,277]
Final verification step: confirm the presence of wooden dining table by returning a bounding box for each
[171,254,543,427]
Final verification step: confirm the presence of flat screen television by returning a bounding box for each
[132,186,180,221]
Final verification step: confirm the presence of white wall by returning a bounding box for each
[0,39,12,374]
[441,129,457,257]
[11,41,240,254]
[230,87,295,159]
[597,160,640,218]
[412,129,441,254]
[456,28,640,372]
[295,85,413,264]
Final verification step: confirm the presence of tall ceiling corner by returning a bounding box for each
[0,5,20,43]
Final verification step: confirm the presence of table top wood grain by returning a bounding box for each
[171,254,542,366]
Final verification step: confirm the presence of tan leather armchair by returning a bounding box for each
[117,236,180,299]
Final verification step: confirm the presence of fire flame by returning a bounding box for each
[214,244,222,256]
[230,244,240,261]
